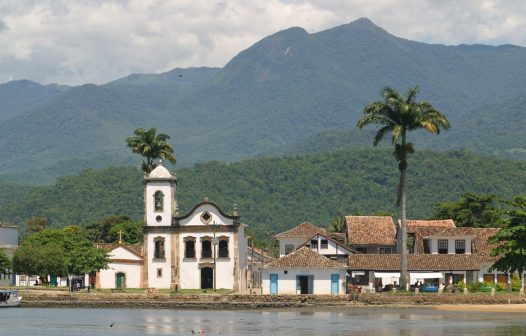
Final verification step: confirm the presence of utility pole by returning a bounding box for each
[212,222,219,292]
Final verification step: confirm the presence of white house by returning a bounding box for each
[300,232,353,265]
[143,163,248,290]
[275,222,325,257]
[262,247,348,295]
[96,243,143,289]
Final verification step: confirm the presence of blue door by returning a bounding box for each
[331,274,339,294]
[270,274,278,294]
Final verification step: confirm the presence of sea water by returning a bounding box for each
[1,307,525,335]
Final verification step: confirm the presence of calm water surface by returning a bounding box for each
[1,307,525,335]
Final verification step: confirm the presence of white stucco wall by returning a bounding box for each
[427,237,473,254]
[262,268,347,295]
[145,182,174,227]
[278,238,308,257]
[146,233,172,288]
[304,235,352,256]
[99,246,142,289]
[178,231,235,289]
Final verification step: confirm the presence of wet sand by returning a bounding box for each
[434,304,526,313]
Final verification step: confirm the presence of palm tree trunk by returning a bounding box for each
[399,166,409,290]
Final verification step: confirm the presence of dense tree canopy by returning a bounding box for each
[490,196,526,274]
[0,250,10,274]
[13,228,109,282]
[433,193,504,227]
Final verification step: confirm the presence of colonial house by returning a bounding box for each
[95,242,144,289]
[142,163,248,290]
[0,224,18,286]
[275,221,325,257]
[347,218,516,291]
[345,216,397,254]
[262,247,348,295]
[299,232,353,265]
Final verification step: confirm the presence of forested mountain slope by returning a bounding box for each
[1,149,525,235]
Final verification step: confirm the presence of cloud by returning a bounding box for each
[0,0,524,85]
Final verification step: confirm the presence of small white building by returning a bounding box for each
[96,243,144,289]
[262,247,348,295]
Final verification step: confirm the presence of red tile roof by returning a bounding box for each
[406,219,456,228]
[275,222,325,239]
[348,254,483,271]
[346,216,396,246]
[265,246,347,269]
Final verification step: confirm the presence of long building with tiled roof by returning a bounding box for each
[345,216,397,254]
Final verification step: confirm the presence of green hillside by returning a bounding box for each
[0,18,526,183]
[1,149,525,235]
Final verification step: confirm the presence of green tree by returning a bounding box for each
[433,193,504,227]
[357,86,450,289]
[13,228,108,283]
[327,216,346,233]
[126,128,176,173]
[489,196,526,275]
[26,216,48,234]
[108,220,143,244]
[85,215,132,243]
[0,249,11,274]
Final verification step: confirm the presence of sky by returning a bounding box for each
[0,0,524,85]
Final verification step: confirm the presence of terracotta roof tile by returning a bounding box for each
[265,246,347,269]
[348,254,483,271]
[346,216,396,245]
[406,219,456,228]
[275,222,325,238]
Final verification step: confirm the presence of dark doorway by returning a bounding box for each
[201,267,213,289]
[297,275,313,294]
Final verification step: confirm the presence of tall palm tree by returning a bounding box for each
[126,128,176,173]
[357,86,450,289]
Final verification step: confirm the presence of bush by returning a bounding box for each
[511,273,523,291]
[467,281,484,292]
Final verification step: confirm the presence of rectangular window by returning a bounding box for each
[423,239,431,254]
[356,247,366,254]
[185,240,196,258]
[438,239,448,254]
[310,240,318,249]
[202,240,212,258]
[379,247,392,254]
[285,244,295,255]
[157,268,162,277]
[154,239,165,259]
[320,239,328,249]
[219,240,229,258]
[455,240,465,254]
[407,234,415,254]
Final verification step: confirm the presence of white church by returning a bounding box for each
[98,162,248,290]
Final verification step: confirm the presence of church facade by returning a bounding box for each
[142,163,248,290]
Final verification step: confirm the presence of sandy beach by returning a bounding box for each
[434,304,526,313]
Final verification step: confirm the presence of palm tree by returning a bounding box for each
[126,128,176,173]
[327,216,346,233]
[357,86,450,289]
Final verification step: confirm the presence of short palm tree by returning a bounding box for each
[126,128,176,173]
[357,86,450,289]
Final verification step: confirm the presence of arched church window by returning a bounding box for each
[154,191,164,211]
[154,237,165,259]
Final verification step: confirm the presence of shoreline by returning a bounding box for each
[18,290,526,311]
